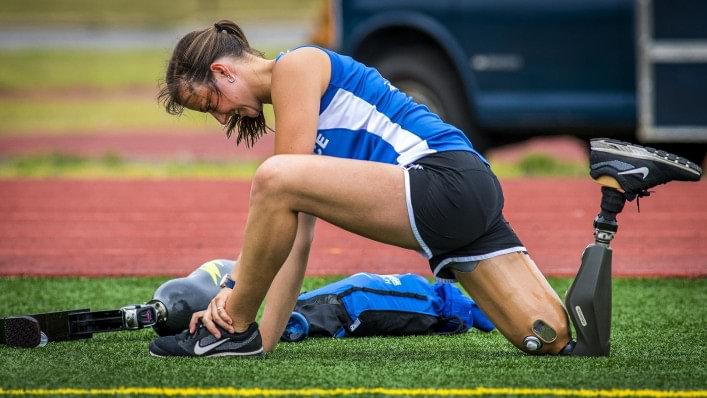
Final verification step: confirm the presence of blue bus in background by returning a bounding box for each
[311,0,707,162]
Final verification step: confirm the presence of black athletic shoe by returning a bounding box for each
[149,322,264,358]
[1,316,43,348]
[590,138,702,198]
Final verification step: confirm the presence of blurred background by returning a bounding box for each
[0,0,705,178]
[0,0,322,179]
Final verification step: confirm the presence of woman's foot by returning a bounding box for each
[149,322,264,358]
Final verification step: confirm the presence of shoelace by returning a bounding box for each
[175,324,205,342]
[626,190,653,213]
[182,323,233,343]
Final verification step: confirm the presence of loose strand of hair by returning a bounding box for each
[225,113,272,148]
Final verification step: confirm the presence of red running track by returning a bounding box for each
[0,132,274,162]
[1,179,705,277]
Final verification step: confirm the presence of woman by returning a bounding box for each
[148,20,574,358]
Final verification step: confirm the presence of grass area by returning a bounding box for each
[0,48,286,91]
[0,48,279,135]
[0,49,170,91]
[0,153,261,180]
[490,153,588,178]
[0,98,276,135]
[0,0,322,28]
[0,98,215,134]
[0,276,705,394]
[0,153,587,180]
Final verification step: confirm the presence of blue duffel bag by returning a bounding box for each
[281,272,495,342]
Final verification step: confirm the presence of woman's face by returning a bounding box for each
[181,65,262,125]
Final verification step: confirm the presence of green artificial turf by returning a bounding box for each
[0,277,705,396]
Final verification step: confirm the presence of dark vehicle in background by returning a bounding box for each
[311,0,707,162]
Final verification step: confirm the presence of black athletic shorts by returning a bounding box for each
[403,151,526,281]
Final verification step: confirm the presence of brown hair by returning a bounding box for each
[158,20,270,147]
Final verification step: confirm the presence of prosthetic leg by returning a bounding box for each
[150,259,236,336]
[0,305,161,347]
[564,138,702,356]
[564,185,625,357]
[0,259,236,347]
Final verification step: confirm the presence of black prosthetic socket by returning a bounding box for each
[593,187,627,246]
[598,187,626,222]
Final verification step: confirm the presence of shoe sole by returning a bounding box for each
[2,316,42,348]
[591,138,702,179]
[149,347,265,358]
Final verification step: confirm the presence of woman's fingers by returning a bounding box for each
[202,305,221,338]
[189,289,236,337]
[189,310,206,334]
[210,298,235,334]
[214,294,234,326]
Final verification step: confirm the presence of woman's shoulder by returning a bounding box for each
[274,46,331,70]
[271,46,333,99]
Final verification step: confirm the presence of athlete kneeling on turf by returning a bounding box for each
[148,20,702,358]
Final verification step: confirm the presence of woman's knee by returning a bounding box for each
[250,155,295,203]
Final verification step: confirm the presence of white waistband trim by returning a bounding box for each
[432,246,528,277]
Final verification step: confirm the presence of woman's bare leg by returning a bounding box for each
[226,154,419,331]
[454,252,572,355]
[259,213,316,352]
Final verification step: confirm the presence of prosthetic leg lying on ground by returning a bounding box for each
[0,259,236,347]
[0,305,159,348]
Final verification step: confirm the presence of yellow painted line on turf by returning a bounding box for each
[1,387,706,397]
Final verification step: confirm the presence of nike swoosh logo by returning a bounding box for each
[618,167,649,179]
[193,338,230,356]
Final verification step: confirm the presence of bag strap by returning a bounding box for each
[336,286,428,301]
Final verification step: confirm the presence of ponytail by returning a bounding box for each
[213,20,250,48]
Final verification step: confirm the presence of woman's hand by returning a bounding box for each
[189,287,235,338]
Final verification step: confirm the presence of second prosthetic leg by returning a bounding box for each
[564,186,626,357]
[1,259,237,347]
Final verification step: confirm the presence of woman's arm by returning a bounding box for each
[271,47,331,155]
[259,212,316,352]
[246,48,329,350]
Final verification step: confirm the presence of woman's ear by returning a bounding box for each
[211,62,236,83]
[210,62,228,76]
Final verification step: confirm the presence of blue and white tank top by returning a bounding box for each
[276,47,487,166]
